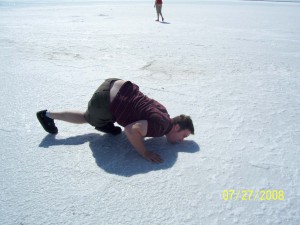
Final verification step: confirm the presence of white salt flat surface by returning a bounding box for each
[0,1,299,224]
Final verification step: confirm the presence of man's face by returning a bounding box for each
[166,127,191,144]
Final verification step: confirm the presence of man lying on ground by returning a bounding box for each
[37,78,194,163]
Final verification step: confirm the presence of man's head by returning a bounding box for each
[166,115,194,144]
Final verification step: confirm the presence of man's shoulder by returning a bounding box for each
[146,114,172,137]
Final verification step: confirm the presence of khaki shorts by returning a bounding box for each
[84,78,119,127]
[156,4,162,14]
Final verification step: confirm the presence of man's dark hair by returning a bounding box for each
[172,114,194,134]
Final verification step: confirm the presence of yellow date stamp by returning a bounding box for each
[222,190,285,201]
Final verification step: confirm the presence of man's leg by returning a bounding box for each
[37,110,87,134]
[48,111,87,124]
[160,12,164,21]
[155,5,159,21]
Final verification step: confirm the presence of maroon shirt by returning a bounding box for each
[110,81,172,137]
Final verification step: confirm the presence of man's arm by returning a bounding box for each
[124,120,163,163]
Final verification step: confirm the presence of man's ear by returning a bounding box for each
[174,124,180,131]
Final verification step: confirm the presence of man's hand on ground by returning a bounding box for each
[142,151,163,163]
[124,121,163,163]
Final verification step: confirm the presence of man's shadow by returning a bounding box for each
[39,133,200,177]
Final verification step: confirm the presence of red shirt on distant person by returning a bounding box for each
[156,0,163,4]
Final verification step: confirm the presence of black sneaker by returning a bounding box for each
[95,122,122,135]
[36,110,58,134]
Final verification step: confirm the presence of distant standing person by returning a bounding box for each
[154,0,164,22]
